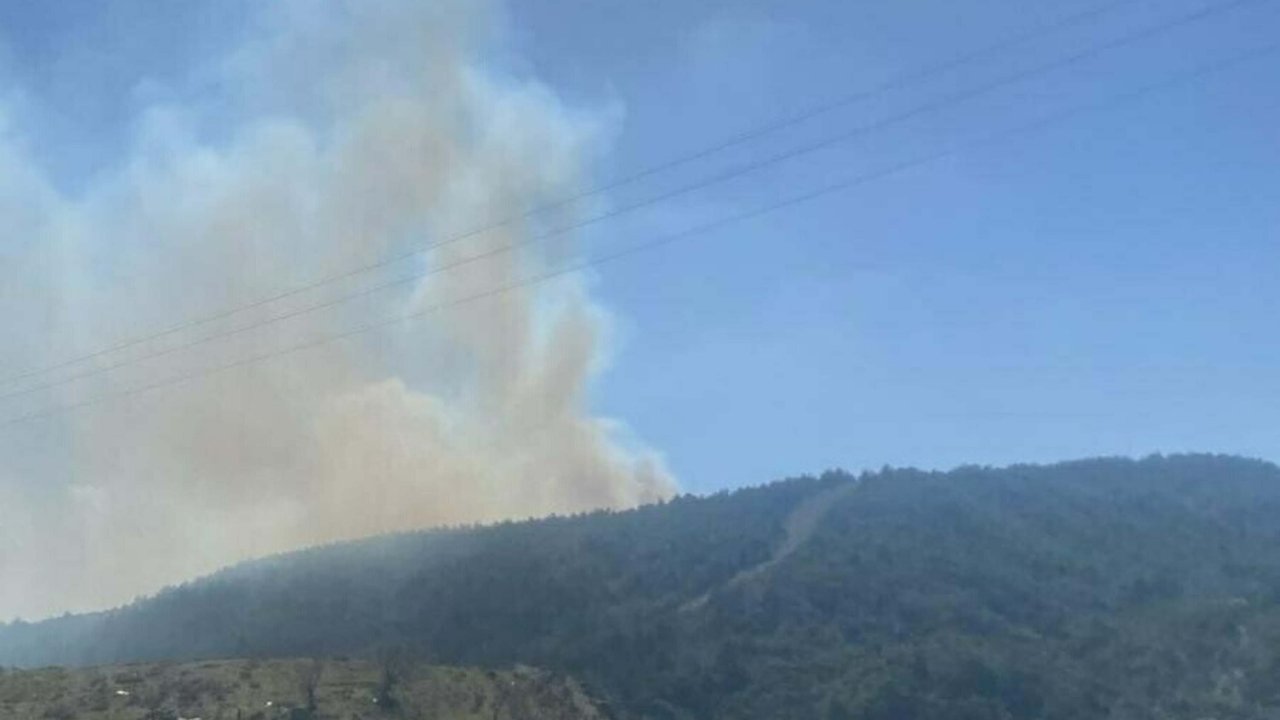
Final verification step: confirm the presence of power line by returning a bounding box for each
[0,0,1263,405]
[0,0,1158,391]
[5,35,1274,432]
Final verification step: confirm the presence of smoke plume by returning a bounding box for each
[0,0,674,621]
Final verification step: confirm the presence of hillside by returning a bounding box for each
[5,455,1280,718]
[0,658,609,719]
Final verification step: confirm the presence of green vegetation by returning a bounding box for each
[5,454,1280,718]
[0,658,609,719]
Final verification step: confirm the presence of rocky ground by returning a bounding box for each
[0,658,612,720]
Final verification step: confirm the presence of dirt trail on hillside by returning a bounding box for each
[681,479,860,612]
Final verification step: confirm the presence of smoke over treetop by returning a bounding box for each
[0,0,674,621]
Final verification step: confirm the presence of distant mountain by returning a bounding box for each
[5,455,1280,719]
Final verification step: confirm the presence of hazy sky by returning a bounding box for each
[1,0,1276,503]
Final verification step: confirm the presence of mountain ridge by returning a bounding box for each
[5,453,1280,719]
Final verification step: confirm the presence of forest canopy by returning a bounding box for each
[4,454,1280,719]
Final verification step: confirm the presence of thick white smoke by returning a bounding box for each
[0,0,674,620]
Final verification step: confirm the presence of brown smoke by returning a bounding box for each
[0,0,674,620]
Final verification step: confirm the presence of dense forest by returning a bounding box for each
[5,454,1280,719]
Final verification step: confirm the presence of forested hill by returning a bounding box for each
[7,454,1280,719]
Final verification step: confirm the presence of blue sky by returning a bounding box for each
[1,0,1277,496]
[518,0,1280,491]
